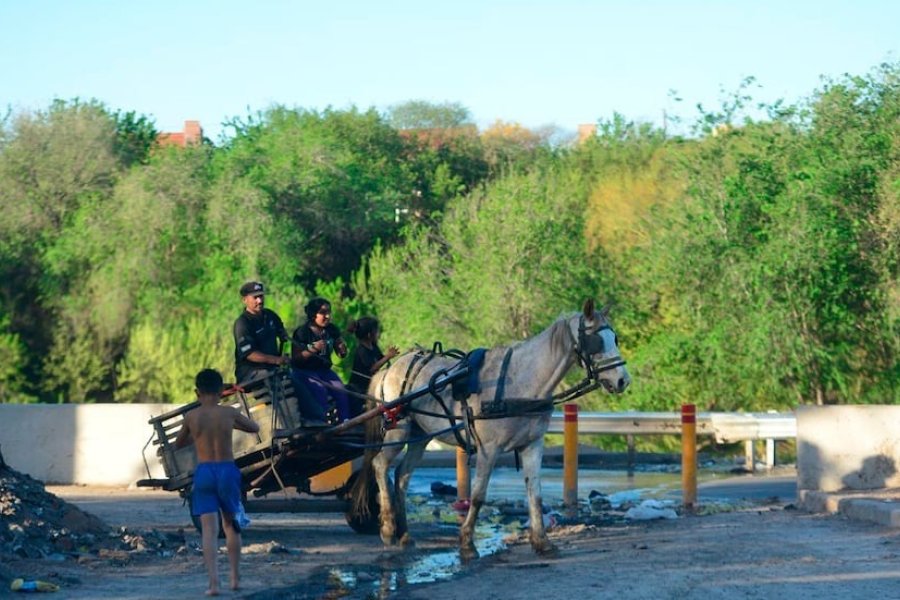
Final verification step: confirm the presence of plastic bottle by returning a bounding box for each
[10,578,60,593]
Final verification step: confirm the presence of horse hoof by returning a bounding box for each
[460,545,479,563]
[399,533,415,549]
[535,542,559,558]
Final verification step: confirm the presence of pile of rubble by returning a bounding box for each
[0,447,185,586]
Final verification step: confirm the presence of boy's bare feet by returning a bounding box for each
[205,588,219,596]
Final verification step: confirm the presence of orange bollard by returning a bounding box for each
[681,403,697,510]
[563,403,579,508]
[456,446,470,501]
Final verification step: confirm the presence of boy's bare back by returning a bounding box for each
[177,402,259,462]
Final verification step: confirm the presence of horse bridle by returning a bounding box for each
[574,315,627,381]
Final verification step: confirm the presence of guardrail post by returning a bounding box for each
[563,403,578,508]
[765,439,775,469]
[744,441,756,473]
[456,447,470,501]
[681,404,697,510]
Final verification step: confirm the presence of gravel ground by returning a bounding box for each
[4,480,900,599]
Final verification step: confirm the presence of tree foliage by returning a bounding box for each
[1,64,898,412]
[386,100,472,130]
[359,164,602,352]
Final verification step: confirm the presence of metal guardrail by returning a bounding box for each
[547,411,797,443]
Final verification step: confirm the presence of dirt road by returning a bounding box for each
[6,484,900,599]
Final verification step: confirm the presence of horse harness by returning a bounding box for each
[378,317,626,456]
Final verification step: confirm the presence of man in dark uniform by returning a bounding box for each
[233,281,326,424]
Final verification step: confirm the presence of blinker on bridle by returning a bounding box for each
[575,315,627,380]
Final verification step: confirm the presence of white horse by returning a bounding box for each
[358,299,631,560]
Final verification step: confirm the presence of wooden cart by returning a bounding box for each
[135,369,378,533]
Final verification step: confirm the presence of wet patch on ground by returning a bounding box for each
[237,487,710,599]
[241,517,512,599]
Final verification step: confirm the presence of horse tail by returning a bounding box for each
[349,372,388,520]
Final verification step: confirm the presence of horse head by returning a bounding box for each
[571,298,631,394]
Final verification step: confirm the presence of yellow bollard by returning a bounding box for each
[456,446,470,501]
[563,403,579,508]
[681,403,697,510]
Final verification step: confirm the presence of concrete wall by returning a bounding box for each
[797,405,900,492]
[6,402,894,491]
[0,404,183,486]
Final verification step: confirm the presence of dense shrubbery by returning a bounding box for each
[1,65,898,410]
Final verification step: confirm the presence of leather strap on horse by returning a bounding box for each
[481,348,513,417]
[424,366,473,452]
[379,344,473,450]
[378,349,437,429]
[400,350,433,397]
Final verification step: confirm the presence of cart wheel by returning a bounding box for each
[343,469,384,535]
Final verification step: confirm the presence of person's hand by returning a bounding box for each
[309,340,325,354]
[336,340,348,358]
[386,345,400,359]
[277,355,290,366]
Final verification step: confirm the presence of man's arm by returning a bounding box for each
[246,350,289,366]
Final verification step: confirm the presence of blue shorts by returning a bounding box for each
[191,461,242,516]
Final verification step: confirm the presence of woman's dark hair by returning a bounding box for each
[304,297,331,322]
[347,316,379,340]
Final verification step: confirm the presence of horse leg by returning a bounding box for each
[458,447,498,562]
[521,441,557,557]
[371,429,406,546]
[392,439,426,548]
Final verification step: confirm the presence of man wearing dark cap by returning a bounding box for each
[233,282,326,424]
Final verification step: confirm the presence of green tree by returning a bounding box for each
[386,100,473,130]
[219,106,416,286]
[114,110,158,167]
[359,162,602,354]
[627,64,900,410]
[0,100,125,400]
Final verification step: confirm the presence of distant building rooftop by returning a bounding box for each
[157,120,203,147]
[577,124,597,143]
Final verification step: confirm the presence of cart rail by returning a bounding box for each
[137,370,361,494]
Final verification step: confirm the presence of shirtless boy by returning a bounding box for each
[175,368,260,596]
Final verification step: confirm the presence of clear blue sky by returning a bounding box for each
[2,0,898,142]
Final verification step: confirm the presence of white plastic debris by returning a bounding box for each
[524,512,559,530]
[608,489,642,509]
[623,499,678,520]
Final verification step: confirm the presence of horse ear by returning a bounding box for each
[582,298,595,318]
[600,304,611,318]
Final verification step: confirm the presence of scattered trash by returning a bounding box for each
[624,500,678,520]
[607,489,642,509]
[1,453,184,572]
[430,481,458,497]
[10,578,60,593]
[588,491,612,511]
[236,502,251,529]
[524,512,559,530]
[451,499,470,513]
